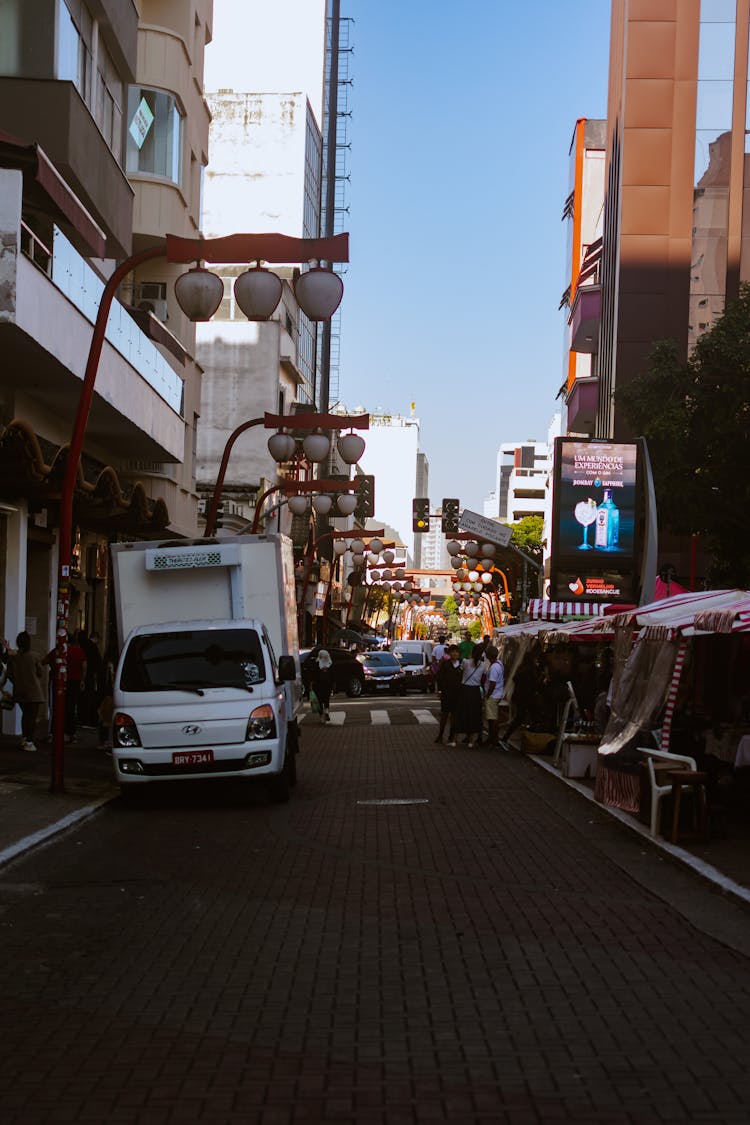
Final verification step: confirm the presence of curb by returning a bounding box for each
[529,753,750,909]
[0,795,115,868]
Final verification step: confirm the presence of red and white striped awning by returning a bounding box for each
[527,599,609,621]
[592,589,750,637]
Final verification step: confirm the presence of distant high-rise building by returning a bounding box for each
[356,411,423,565]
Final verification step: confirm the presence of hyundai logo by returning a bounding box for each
[181,724,201,735]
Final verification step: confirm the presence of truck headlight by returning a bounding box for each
[246,704,276,741]
[113,712,142,748]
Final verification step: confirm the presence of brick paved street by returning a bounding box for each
[1,714,749,1123]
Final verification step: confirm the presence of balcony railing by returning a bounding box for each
[50,227,184,413]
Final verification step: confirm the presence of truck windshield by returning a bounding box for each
[120,629,266,692]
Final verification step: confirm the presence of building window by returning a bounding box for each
[56,1,123,162]
[58,0,93,103]
[126,87,183,185]
[95,36,124,162]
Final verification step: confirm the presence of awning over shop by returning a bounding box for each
[598,589,750,637]
[0,130,107,259]
[527,598,609,621]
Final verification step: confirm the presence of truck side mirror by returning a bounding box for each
[277,655,296,682]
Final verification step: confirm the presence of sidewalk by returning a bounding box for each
[522,744,750,908]
[0,726,118,866]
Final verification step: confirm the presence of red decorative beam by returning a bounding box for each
[165,232,349,265]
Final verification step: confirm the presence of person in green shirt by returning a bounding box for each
[457,631,474,661]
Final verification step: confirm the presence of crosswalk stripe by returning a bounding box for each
[299,707,438,726]
[413,710,438,725]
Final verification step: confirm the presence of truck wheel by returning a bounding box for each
[346,677,363,698]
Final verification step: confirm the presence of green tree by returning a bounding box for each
[508,515,544,561]
[617,285,750,586]
[441,595,460,637]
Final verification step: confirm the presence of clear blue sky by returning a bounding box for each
[339,0,612,513]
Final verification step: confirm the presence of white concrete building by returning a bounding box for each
[196,0,329,527]
[421,506,449,571]
[356,411,422,565]
[483,414,561,525]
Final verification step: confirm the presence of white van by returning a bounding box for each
[389,639,434,661]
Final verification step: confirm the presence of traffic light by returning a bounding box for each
[355,474,375,521]
[412,497,430,533]
[441,498,459,534]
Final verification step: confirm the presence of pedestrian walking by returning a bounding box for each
[483,644,505,748]
[310,649,333,723]
[80,629,103,725]
[64,631,87,743]
[434,643,462,745]
[5,631,45,752]
[455,643,485,747]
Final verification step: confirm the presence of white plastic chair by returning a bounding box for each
[638,747,698,837]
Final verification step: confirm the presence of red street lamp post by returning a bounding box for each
[51,230,348,793]
[204,410,369,537]
[298,530,385,640]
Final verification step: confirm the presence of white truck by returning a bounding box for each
[110,534,302,802]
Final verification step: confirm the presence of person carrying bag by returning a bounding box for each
[4,631,45,752]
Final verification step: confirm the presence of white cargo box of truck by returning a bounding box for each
[109,535,301,801]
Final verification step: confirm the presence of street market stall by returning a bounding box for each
[592,589,750,818]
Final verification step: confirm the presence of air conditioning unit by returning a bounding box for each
[137,298,169,322]
[132,281,168,322]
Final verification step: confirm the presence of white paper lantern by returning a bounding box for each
[481,543,497,557]
[370,569,381,581]
[302,429,331,462]
[382,550,395,565]
[336,493,357,515]
[481,558,494,571]
[468,570,479,583]
[349,538,366,555]
[267,431,297,462]
[451,557,462,570]
[337,432,366,464]
[381,569,393,580]
[481,572,493,585]
[312,494,334,514]
[464,541,479,557]
[287,495,309,516]
[368,537,384,555]
[333,540,348,555]
[446,540,461,556]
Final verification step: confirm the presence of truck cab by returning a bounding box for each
[113,619,296,800]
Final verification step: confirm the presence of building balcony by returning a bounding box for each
[569,283,601,354]
[0,78,135,258]
[3,226,184,464]
[565,377,599,436]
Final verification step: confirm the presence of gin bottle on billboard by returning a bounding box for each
[595,489,620,549]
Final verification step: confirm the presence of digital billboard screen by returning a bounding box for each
[550,439,640,602]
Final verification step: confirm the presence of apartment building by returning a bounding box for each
[0,0,211,679]
[593,0,750,438]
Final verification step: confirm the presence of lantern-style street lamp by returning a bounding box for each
[52,229,349,792]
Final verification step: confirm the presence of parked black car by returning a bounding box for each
[300,647,366,698]
[356,650,407,694]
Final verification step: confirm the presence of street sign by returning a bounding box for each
[458,508,513,547]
